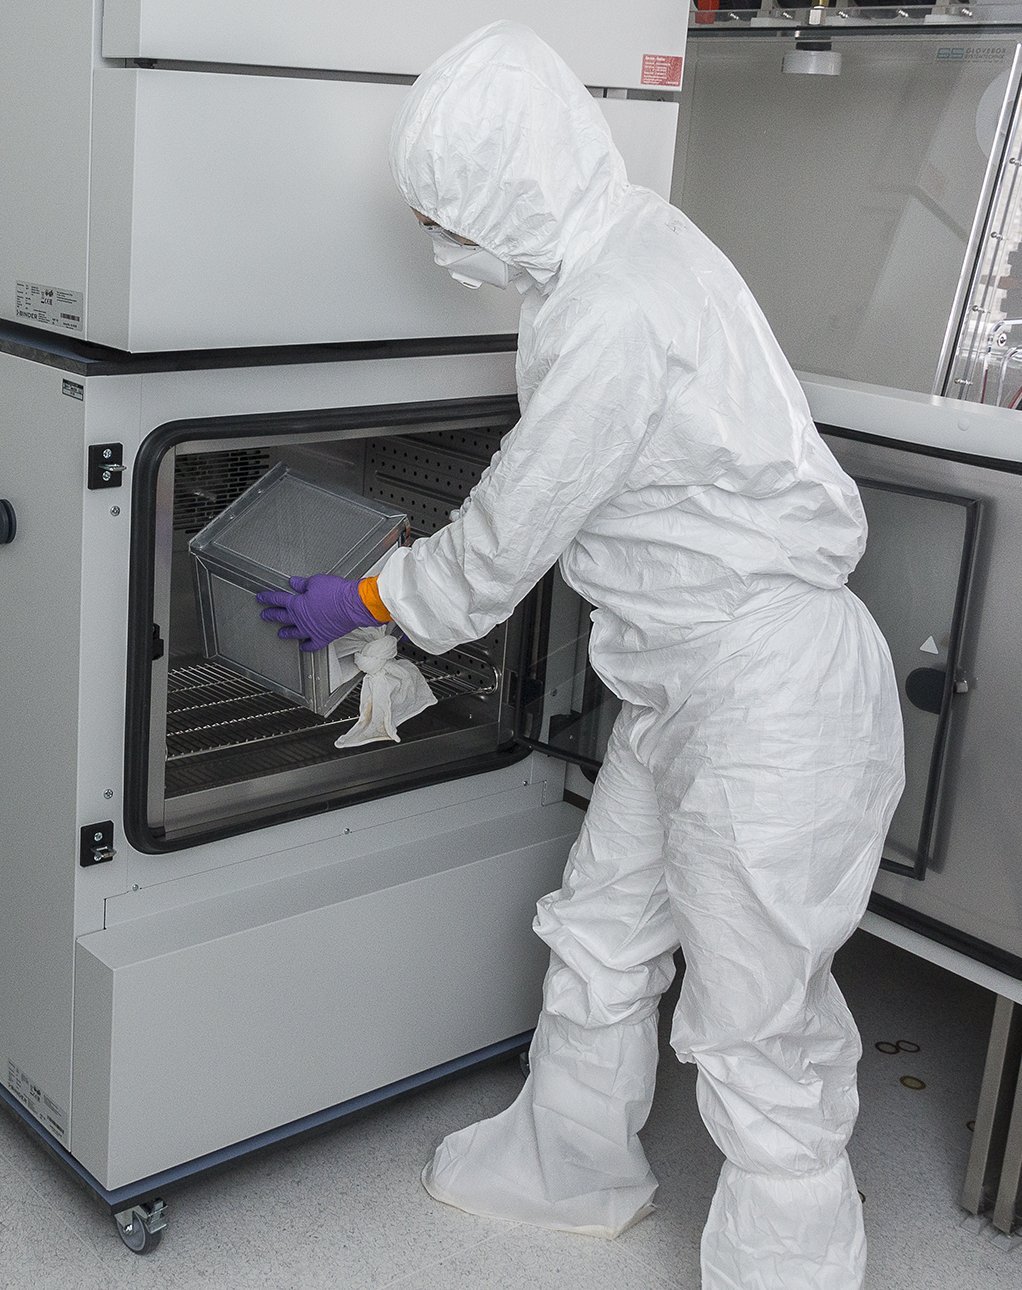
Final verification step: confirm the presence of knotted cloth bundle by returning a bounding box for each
[332,627,437,749]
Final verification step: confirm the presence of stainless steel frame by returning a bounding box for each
[937,46,1022,400]
[963,995,1022,1234]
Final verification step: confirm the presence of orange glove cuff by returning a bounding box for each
[358,576,393,623]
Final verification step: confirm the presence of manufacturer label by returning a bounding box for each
[641,54,683,87]
[62,380,84,401]
[936,46,1008,63]
[15,281,84,333]
[7,1060,68,1141]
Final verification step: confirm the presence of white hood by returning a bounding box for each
[389,21,629,286]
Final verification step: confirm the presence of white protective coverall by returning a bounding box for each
[378,22,905,1290]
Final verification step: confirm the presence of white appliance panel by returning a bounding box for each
[3,6,681,350]
[0,338,581,1194]
[607,97,680,197]
[85,75,676,351]
[86,71,518,350]
[0,1,94,334]
[101,0,688,88]
[0,352,88,1153]
[72,804,580,1189]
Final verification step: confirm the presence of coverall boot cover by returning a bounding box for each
[380,21,906,1290]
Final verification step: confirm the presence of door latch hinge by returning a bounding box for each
[87,443,126,490]
[80,821,116,867]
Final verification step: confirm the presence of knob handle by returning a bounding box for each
[0,499,15,545]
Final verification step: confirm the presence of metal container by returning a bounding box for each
[189,463,409,715]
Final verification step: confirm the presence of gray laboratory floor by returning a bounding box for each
[0,929,1018,1289]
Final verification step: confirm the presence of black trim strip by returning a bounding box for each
[511,567,611,774]
[689,22,1022,38]
[513,735,603,776]
[124,394,525,854]
[0,319,516,377]
[818,422,1022,476]
[869,893,1022,984]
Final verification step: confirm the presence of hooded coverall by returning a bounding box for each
[378,22,905,1289]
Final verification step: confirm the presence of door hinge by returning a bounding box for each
[549,710,584,745]
[87,443,126,490]
[508,671,545,706]
[80,821,116,867]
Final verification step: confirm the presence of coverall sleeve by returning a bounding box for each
[376,302,664,654]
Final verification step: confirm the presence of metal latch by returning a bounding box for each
[80,821,116,867]
[87,443,126,490]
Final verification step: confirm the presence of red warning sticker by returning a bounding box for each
[641,54,683,87]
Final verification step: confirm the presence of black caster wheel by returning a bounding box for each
[114,1200,167,1255]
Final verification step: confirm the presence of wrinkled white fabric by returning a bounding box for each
[331,628,436,749]
[382,20,905,1288]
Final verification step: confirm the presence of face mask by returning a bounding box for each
[425,227,514,291]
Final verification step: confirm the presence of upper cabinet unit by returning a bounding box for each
[100,0,688,88]
[0,2,686,353]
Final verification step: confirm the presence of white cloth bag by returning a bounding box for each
[331,627,436,749]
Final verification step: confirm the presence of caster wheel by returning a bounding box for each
[519,1051,531,1079]
[115,1200,167,1255]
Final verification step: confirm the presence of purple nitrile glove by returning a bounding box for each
[256,574,380,653]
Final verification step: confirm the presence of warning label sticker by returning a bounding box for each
[7,1060,68,1141]
[641,54,684,87]
[15,281,84,333]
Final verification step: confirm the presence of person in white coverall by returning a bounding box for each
[260,21,905,1289]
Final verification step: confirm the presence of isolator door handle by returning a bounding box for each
[0,499,15,544]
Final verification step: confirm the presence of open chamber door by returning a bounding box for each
[514,474,979,884]
[845,478,979,878]
[514,569,621,773]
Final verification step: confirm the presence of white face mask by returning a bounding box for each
[425,227,514,291]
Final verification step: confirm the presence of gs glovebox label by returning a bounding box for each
[7,1060,68,1141]
[16,281,83,333]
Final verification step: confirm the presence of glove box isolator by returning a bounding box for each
[189,464,409,716]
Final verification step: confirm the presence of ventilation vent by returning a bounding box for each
[173,449,273,535]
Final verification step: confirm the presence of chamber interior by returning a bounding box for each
[151,416,519,838]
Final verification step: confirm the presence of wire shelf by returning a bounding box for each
[165,652,499,762]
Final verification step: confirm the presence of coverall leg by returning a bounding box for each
[424,713,679,1236]
[424,587,904,1289]
[642,587,904,1287]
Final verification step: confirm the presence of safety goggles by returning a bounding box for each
[422,223,476,248]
